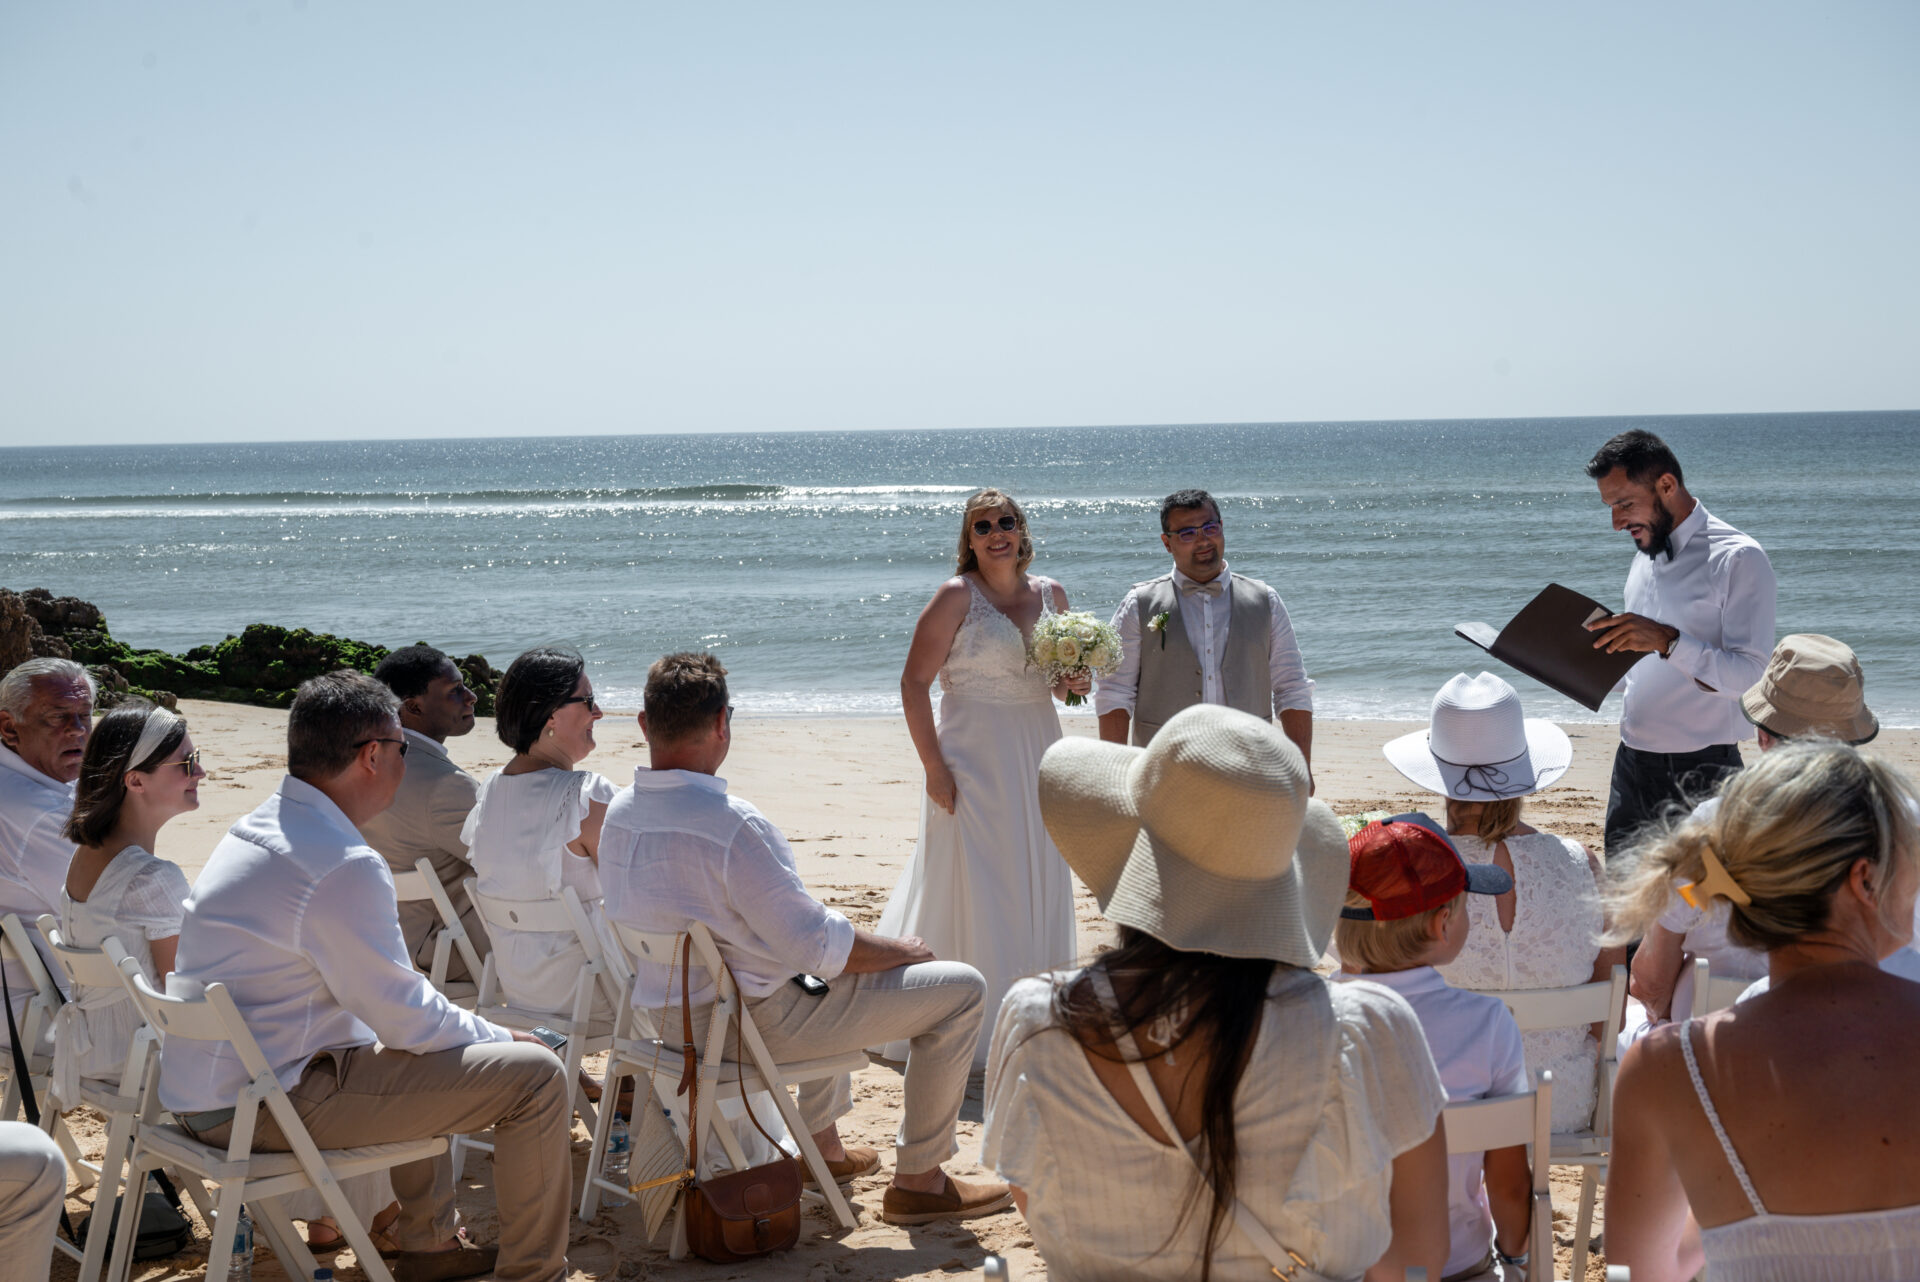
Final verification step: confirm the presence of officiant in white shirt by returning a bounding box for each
[1582,431,1776,861]
[1096,489,1314,772]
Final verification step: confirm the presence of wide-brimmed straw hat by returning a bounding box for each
[1383,672,1572,802]
[1741,634,1878,745]
[1037,703,1347,967]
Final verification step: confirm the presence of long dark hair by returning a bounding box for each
[495,646,586,754]
[65,702,187,847]
[1046,927,1278,1280]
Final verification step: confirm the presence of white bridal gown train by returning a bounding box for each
[876,577,1080,1067]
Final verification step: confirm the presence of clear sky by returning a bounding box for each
[3,2,1915,446]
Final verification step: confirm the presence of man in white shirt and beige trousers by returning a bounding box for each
[161,672,572,1282]
[1097,488,1314,769]
[1584,430,1776,862]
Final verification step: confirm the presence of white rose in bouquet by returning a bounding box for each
[1057,636,1084,666]
[1028,608,1124,707]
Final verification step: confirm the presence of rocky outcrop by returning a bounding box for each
[1,587,500,715]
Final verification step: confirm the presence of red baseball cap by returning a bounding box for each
[1342,812,1513,922]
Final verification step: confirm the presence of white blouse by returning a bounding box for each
[982,967,1447,1282]
[462,768,619,1019]
[55,846,189,1092]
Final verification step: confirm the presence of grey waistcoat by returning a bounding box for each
[1131,572,1275,745]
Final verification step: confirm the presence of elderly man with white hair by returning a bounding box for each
[0,657,94,1048]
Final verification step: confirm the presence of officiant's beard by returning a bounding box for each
[1637,496,1679,560]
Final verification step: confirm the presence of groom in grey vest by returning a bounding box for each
[1096,489,1315,775]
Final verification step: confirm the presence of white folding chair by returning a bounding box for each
[390,858,481,1008]
[1471,963,1628,1282]
[580,921,865,1254]
[1443,1070,1554,1280]
[1,912,92,1185]
[104,953,445,1282]
[1689,955,1753,1016]
[34,922,218,1282]
[462,880,618,1153]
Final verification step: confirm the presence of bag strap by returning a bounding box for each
[676,934,700,1174]
[725,960,785,1157]
[1086,969,1329,1282]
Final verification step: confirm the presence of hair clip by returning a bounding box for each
[1677,840,1751,909]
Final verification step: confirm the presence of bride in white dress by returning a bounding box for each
[876,489,1087,1066]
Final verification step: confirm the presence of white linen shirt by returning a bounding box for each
[599,767,854,1011]
[0,742,75,1043]
[1337,966,1529,1280]
[1618,502,1775,753]
[1094,564,1314,718]
[159,776,509,1114]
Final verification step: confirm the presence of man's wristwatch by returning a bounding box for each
[1658,629,1678,660]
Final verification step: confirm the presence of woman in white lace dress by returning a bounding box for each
[463,647,620,1022]
[1385,672,1624,1131]
[876,489,1088,1066]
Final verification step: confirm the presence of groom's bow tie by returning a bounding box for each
[1180,578,1225,598]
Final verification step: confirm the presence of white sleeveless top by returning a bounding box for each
[1681,1018,1920,1280]
[938,576,1056,705]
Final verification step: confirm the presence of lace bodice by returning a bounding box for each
[1437,828,1604,1132]
[939,577,1057,705]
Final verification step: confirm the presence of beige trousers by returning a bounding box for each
[0,1121,67,1282]
[197,1039,570,1282]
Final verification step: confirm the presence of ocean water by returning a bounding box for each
[3,411,1916,725]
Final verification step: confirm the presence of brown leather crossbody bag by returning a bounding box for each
[676,935,804,1262]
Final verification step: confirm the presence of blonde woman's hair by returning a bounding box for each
[1334,891,1463,973]
[1446,798,1524,844]
[1604,740,1919,951]
[954,488,1034,577]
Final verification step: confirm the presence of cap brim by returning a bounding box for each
[1463,862,1514,897]
[1382,719,1573,800]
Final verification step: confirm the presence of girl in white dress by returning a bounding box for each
[60,703,395,1252]
[877,489,1087,1066]
[1383,672,1626,1132]
[463,647,620,1022]
[1606,742,1920,1282]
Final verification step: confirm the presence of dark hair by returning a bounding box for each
[1043,928,1277,1280]
[1159,489,1219,534]
[1585,429,1684,487]
[288,670,401,781]
[643,652,730,744]
[64,702,187,847]
[373,644,456,702]
[495,646,587,754]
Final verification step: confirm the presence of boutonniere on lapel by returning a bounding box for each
[1148,611,1172,648]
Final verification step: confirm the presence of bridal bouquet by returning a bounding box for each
[1029,611,1122,707]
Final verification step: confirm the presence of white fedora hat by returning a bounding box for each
[1038,703,1348,967]
[1383,672,1573,802]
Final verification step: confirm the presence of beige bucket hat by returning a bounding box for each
[1741,633,1878,744]
[1037,703,1348,967]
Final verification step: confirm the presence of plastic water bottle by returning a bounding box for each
[226,1205,253,1282]
[605,1115,631,1206]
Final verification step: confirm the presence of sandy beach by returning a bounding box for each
[60,702,1920,1282]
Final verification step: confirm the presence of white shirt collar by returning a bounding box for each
[1664,500,1709,559]
[1347,965,1446,996]
[400,728,451,760]
[630,766,729,795]
[0,740,71,793]
[274,775,366,842]
[1171,563,1231,592]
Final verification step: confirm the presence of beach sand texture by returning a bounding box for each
[55,702,1920,1282]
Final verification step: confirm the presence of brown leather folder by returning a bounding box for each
[1455,583,1643,712]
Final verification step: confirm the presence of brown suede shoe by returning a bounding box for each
[804,1145,883,1188]
[881,1174,1015,1225]
[393,1239,498,1282]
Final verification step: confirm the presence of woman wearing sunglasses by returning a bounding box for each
[462,646,621,1022]
[874,488,1087,1067]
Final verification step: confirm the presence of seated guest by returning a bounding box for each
[1607,741,1920,1282]
[1626,634,1879,1038]
[1384,672,1623,1132]
[1335,814,1531,1282]
[159,671,571,1282]
[0,658,93,1048]
[599,652,1010,1224]
[0,1121,67,1282]
[983,704,1450,1282]
[461,646,619,1020]
[361,644,489,982]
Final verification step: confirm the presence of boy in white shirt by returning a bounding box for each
[1335,813,1532,1282]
